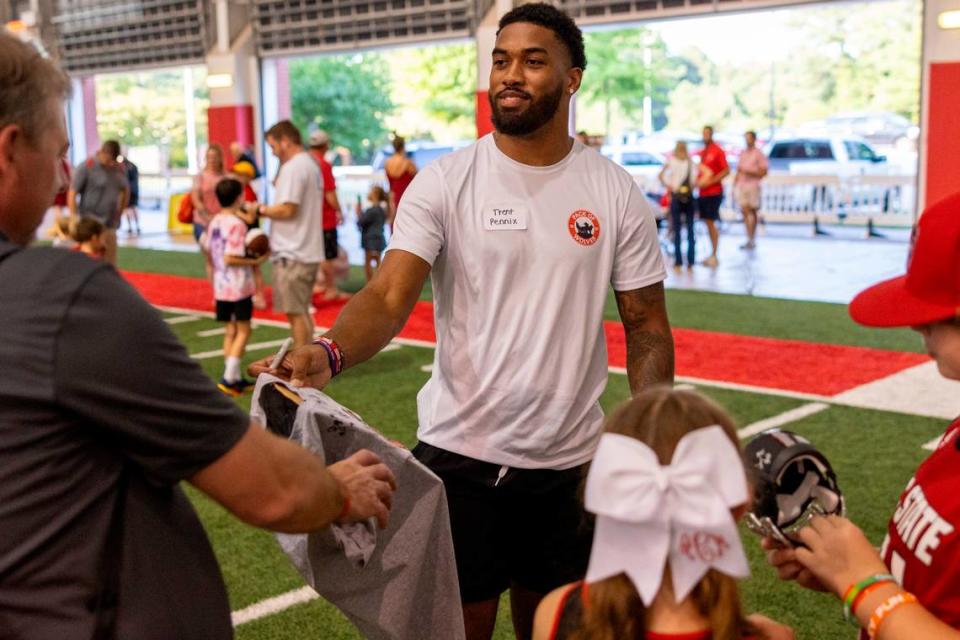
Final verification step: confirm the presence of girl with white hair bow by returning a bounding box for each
[532,387,794,640]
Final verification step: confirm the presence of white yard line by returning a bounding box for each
[231,586,318,627]
[164,314,202,325]
[737,402,830,440]
[831,361,960,421]
[156,304,954,430]
[197,326,257,337]
[190,339,290,360]
[922,436,943,451]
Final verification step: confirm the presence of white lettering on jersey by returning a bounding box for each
[891,479,955,566]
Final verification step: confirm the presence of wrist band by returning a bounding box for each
[313,336,345,377]
[843,574,896,624]
[850,581,897,625]
[867,592,917,638]
[337,496,351,521]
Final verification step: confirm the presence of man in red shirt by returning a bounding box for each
[696,126,729,267]
[309,130,348,300]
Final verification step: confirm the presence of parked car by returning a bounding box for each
[765,137,890,175]
[802,112,919,150]
[371,141,469,171]
[600,145,664,196]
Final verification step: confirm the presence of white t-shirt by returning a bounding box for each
[204,212,254,302]
[387,135,666,469]
[269,150,325,263]
[663,157,696,192]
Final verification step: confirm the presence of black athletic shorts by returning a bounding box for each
[323,228,338,261]
[215,296,253,322]
[697,194,723,221]
[412,442,594,603]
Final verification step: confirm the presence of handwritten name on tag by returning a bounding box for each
[484,205,528,231]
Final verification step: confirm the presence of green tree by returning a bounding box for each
[662,0,921,133]
[290,54,394,163]
[95,68,207,168]
[387,43,476,141]
[579,29,673,136]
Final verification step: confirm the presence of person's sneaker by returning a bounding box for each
[740,241,756,250]
[703,256,719,267]
[217,378,254,397]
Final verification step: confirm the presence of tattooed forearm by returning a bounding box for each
[615,282,675,393]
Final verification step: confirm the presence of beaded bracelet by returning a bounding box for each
[313,336,345,377]
[842,574,897,624]
[867,592,917,638]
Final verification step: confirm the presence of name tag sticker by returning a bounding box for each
[484,205,528,230]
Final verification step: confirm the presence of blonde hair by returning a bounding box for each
[674,141,689,160]
[0,33,70,142]
[572,387,760,640]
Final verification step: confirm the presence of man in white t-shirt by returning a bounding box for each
[251,5,674,639]
[247,120,325,346]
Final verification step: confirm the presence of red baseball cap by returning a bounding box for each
[850,192,960,328]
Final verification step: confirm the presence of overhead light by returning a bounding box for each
[4,20,26,34]
[206,73,234,89]
[939,10,960,29]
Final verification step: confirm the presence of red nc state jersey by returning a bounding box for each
[880,418,960,628]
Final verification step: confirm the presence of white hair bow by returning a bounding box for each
[584,425,750,606]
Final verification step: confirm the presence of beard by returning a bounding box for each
[490,83,565,137]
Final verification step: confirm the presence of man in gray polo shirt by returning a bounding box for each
[0,33,396,640]
[68,139,129,264]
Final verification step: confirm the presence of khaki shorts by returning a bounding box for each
[736,183,762,210]
[272,259,319,315]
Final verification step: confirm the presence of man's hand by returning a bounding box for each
[761,537,830,592]
[248,344,332,389]
[794,515,889,597]
[328,449,397,529]
[746,614,795,640]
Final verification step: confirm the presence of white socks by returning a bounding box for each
[224,356,241,383]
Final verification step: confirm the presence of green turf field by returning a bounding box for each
[129,247,943,640]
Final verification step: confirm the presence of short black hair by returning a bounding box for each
[497,3,586,70]
[101,140,121,159]
[215,177,243,208]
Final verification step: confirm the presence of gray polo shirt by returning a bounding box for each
[0,237,249,639]
[72,158,129,228]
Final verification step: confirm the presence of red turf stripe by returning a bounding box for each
[606,325,928,396]
[124,270,929,397]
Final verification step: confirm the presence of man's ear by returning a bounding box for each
[0,124,24,173]
[566,67,583,95]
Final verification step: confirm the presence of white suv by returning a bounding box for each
[766,137,890,176]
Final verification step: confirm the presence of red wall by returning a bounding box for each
[208,105,255,167]
[926,63,960,209]
[475,90,493,138]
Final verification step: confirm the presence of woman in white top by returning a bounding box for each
[659,141,710,270]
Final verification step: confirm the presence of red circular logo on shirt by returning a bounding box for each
[568,210,600,246]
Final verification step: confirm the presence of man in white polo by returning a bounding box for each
[251,5,674,639]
